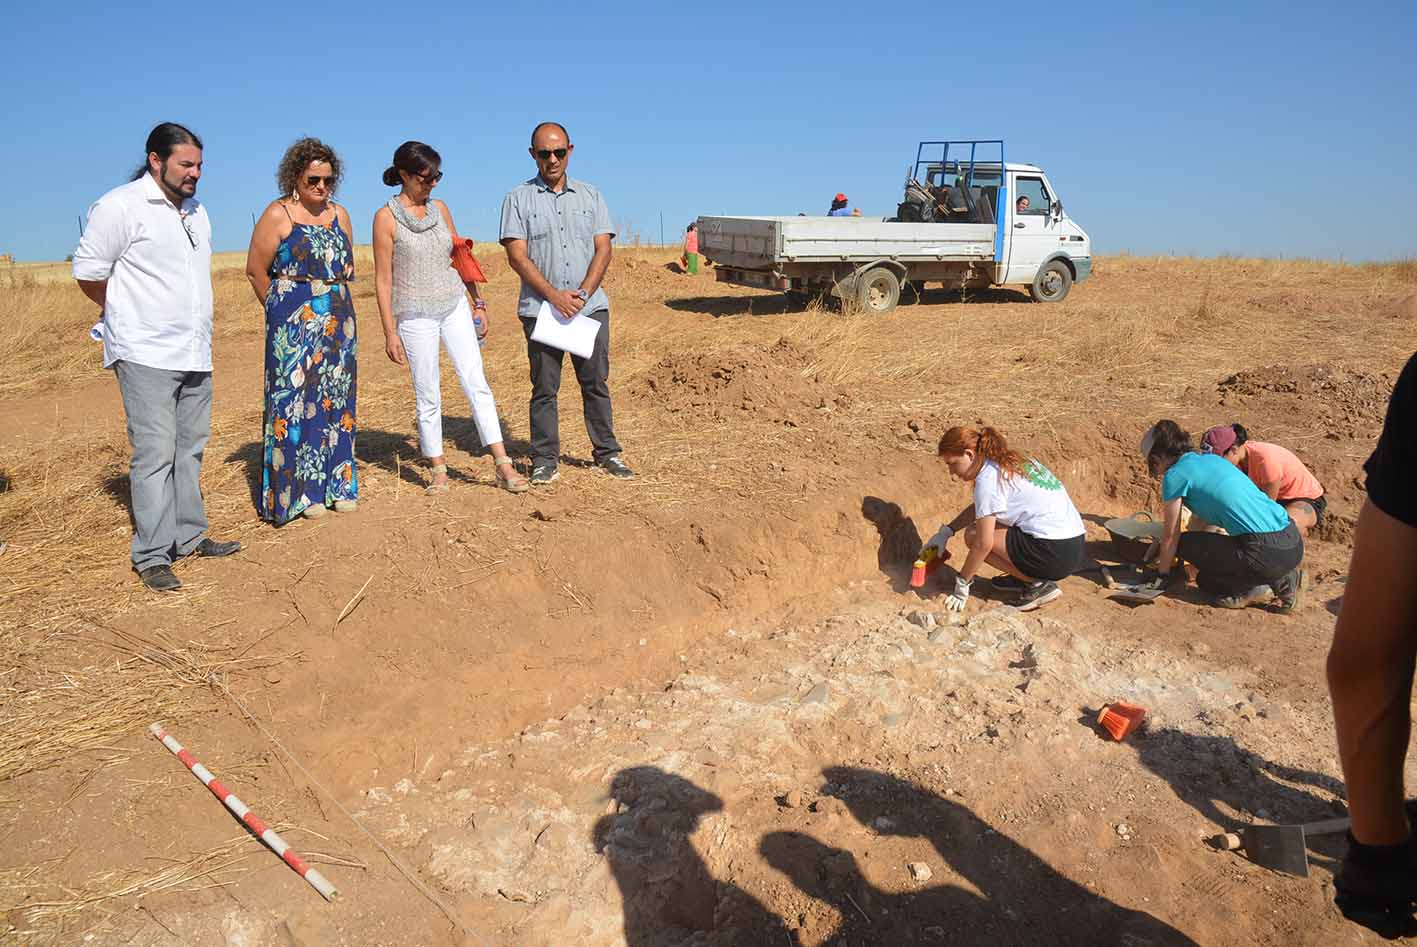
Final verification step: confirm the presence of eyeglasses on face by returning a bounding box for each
[534,148,569,161]
[413,170,444,184]
[305,175,336,188]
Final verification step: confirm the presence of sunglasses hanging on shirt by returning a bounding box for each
[179,213,197,249]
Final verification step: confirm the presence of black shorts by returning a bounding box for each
[1005,529,1085,582]
[1283,494,1326,527]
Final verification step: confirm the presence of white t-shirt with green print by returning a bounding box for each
[972,459,1085,541]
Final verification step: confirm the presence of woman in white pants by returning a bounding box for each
[373,141,528,493]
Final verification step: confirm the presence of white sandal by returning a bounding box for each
[494,458,530,494]
[426,463,450,495]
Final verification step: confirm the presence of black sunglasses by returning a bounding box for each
[305,175,336,188]
[414,169,444,184]
[534,148,569,161]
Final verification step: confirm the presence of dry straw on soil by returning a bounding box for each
[2,246,1414,936]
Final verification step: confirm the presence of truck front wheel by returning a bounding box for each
[1030,260,1073,303]
[856,268,901,314]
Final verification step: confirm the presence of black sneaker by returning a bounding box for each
[138,564,182,592]
[597,456,635,480]
[1214,585,1273,609]
[1272,568,1304,614]
[192,537,241,558]
[529,462,560,486]
[991,574,1029,592]
[1335,832,1417,938]
[1016,580,1062,611]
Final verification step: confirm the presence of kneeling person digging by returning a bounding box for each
[928,425,1086,612]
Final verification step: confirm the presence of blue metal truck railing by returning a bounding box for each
[912,140,1007,263]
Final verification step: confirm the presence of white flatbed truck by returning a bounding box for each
[698,140,1092,312]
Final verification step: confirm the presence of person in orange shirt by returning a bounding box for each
[1201,423,1326,535]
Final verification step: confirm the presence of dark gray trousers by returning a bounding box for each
[520,309,621,465]
[1178,520,1303,595]
[113,361,212,571]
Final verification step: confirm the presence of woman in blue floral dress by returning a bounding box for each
[244,138,358,524]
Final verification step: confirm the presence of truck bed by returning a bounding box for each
[698,215,997,269]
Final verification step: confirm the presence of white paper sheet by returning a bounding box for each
[529,300,601,359]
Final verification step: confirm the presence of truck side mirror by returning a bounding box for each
[1051,200,1063,218]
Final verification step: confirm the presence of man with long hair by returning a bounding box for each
[72,123,240,591]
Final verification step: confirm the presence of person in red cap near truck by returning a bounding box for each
[828,193,850,216]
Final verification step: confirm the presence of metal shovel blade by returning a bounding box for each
[1240,824,1311,877]
[1110,583,1163,604]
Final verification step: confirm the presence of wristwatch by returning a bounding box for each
[473,299,487,310]
[573,289,589,301]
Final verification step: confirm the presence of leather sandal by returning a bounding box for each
[426,463,450,495]
[494,458,530,494]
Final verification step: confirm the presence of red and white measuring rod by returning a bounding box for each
[149,723,339,902]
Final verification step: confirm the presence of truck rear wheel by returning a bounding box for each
[1029,260,1073,303]
[856,267,901,314]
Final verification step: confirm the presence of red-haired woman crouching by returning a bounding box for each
[926,426,1086,612]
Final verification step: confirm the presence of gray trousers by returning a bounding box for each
[520,309,622,465]
[113,361,212,571]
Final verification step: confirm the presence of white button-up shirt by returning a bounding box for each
[72,172,214,372]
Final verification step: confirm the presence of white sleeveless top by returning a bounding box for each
[388,198,465,315]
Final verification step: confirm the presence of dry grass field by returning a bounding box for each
[1,248,1415,944]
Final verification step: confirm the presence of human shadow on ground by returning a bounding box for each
[101,473,134,525]
[442,412,539,471]
[593,766,799,947]
[1113,722,1347,870]
[761,766,1198,946]
[860,496,924,594]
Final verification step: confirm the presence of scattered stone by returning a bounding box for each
[908,861,933,882]
[801,682,829,705]
[1115,823,1132,839]
[873,815,897,832]
[907,610,937,629]
[1188,642,1212,657]
[783,789,805,809]
[1255,808,1271,820]
[926,628,952,644]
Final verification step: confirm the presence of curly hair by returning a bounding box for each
[276,137,342,197]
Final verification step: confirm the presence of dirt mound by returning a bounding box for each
[1217,364,1394,428]
[602,255,688,296]
[632,338,851,425]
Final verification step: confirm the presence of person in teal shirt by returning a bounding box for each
[1140,419,1304,610]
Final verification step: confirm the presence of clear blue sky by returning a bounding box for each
[5,1,1414,262]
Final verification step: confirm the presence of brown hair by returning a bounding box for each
[938,425,1026,479]
[276,137,342,197]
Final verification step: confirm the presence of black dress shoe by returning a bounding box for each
[138,565,182,591]
[193,538,242,557]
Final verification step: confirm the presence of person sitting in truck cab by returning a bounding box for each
[1016,195,1031,214]
[828,193,849,216]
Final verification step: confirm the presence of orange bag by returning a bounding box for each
[450,237,487,284]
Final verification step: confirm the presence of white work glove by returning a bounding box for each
[945,575,971,611]
[924,525,955,555]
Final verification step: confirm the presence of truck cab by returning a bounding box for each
[895,141,1092,300]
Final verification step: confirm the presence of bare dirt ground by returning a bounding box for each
[1,249,1414,945]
